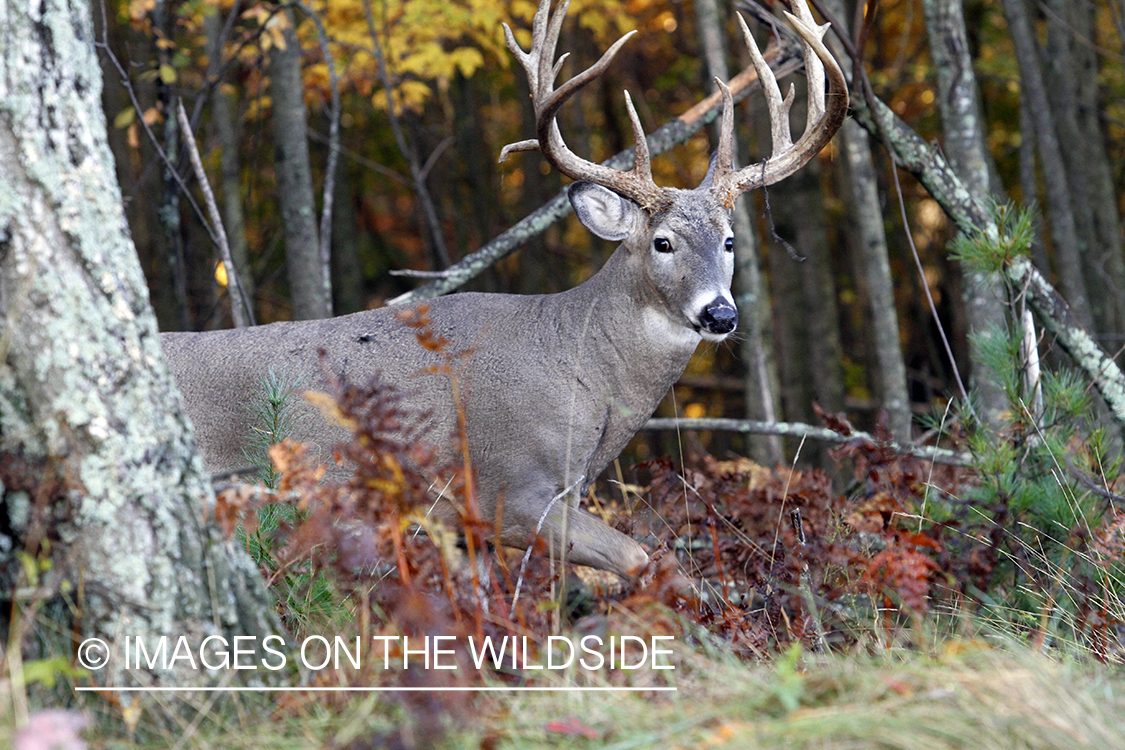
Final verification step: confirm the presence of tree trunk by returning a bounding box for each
[922,0,1010,428]
[155,0,191,330]
[694,0,782,463]
[205,7,255,317]
[824,0,912,442]
[0,0,281,687]
[768,151,847,466]
[1018,95,1050,273]
[1045,0,1125,344]
[1001,0,1092,328]
[332,168,366,314]
[270,9,331,320]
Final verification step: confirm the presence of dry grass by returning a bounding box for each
[6,628,1123,750]
[489,635,1125,750]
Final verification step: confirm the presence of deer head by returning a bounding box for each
[499,0,846,346]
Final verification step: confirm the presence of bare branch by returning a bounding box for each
[641,417,971,465]
[175,101,252,328]
[360,0,451,270]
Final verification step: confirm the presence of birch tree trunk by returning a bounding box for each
[922,0,1010,429]
[0,0,280,687]
[270,9,331,320]
[694,0,782,463]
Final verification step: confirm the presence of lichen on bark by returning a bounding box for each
[0,0,281,687]
[851,70,1125,436]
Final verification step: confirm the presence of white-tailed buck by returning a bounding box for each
[162,0,846,579]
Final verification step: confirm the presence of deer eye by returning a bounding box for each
[724,237,735,252]
[654,238,673,253]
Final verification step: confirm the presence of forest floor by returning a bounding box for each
[7,383,1125,748]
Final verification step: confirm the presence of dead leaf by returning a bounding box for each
[544,717,599,739]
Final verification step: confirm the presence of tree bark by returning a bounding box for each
[270,9,331,320]
[205,7,255,317]
[849,81,1125,433]
[922,0,1010,428]
[0,0,281,686]
[825,0,912,442]
[694,0,782,463]
[1001,0,1092,328]
[1044,0,1125,343]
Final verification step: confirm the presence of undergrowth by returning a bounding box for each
[199,291,1125,746]
[7,216,1125,746]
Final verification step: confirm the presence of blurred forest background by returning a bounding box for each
[97,0,1125,467]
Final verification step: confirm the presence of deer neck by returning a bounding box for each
[554,244,701,396]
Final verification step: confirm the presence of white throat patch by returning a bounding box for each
[642,306,702,349]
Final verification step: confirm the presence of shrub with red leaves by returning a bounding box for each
[629,426,973,652]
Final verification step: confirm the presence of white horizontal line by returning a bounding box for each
[74,686,676,692]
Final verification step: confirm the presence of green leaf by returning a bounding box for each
[113,107,136,129]
[22,656,87,689]
[17,551,38,587]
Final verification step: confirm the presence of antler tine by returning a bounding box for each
[622,90,655,183]
[542,0,571,89]
[788,0,830,124]
[710,4,848,205]
[498,20,543,164]
[737,12,794,158]
[714,78,736,184]
[499,0,662,209]
[498,19,634,163]
[540,30,636,127]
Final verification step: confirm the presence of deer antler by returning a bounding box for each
[709,0,848,207]
[500,0,664,210]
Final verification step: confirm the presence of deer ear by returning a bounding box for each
[568,182,640,241]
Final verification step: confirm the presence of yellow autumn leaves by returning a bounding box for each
[116,0,652,120]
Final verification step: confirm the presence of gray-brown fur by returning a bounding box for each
[162,184,737,579]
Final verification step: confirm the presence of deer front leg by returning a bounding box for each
[499,490,650,580]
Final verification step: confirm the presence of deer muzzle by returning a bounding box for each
[699,298,738,337]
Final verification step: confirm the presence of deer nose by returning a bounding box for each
[700,299,738,334]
